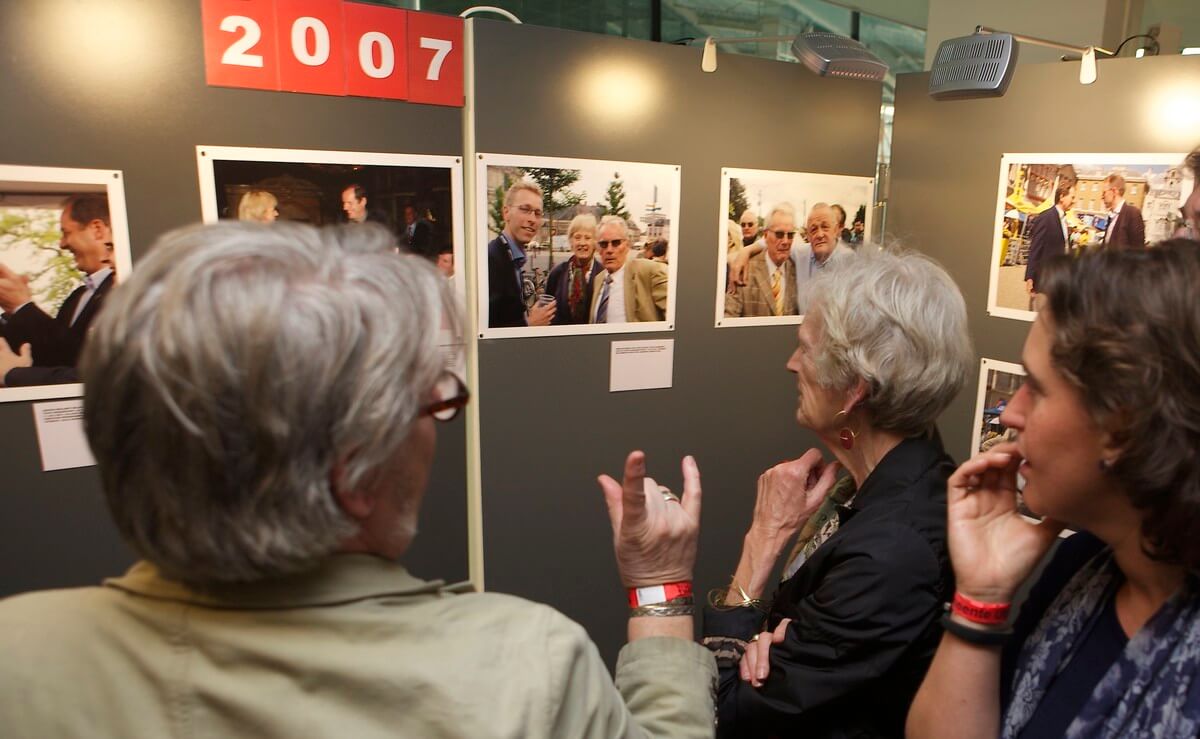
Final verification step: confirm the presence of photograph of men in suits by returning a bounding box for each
[1100,173,1146,250]
[793,202,854,314]
[487,182,556,328]
[1024,182,1075,296]
[0,194,114,387]
[589,215,668,324]
[725,203,798,318]
[400,203,434,258]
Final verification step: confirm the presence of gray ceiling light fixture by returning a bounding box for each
[700,32,889,82]
[929,26,1112,100]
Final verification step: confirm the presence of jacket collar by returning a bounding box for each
[104,554,446,610]
[847,432,948,514]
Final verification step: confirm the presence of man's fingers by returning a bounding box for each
[597,474,624,532]
[680,455,702,520]
[621,451,648,525]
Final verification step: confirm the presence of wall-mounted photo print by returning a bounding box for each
[476,153,680,339]
[716,168,873,328]
[0,165,133,403]
[987,152,1193,321]
[197,146,465,296]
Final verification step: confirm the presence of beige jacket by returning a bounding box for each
[0,556,716,738]
[724,251,798,317]
[589,258,669,323]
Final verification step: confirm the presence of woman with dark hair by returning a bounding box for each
[908,238,1200,738]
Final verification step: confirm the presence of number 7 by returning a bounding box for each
[419,37,453,81]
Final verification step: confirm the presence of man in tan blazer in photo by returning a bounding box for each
[725,203,799,318]
[590,215,669,324]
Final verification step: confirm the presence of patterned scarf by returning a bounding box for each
[567,258,589,323]
[1002,549,1200,738]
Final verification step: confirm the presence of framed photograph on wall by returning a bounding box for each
[0,165,133,403]
[986,152,1192,321]
[715,167,874,328]
[476,153,680,339]
[970,357,1025,456]
[196,146,465,299]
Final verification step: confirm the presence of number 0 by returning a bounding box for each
[419,37,453,81]
[220,15,264,68]
[358,32,395,79]
[292,17,331,66]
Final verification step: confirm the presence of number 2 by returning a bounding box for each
[220,15,264,68]
[419,37,452,81]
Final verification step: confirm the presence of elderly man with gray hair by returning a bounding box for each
[591,215,668,324]
[0,221,716,737]
[703,250,972,738]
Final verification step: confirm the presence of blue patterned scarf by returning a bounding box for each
[1002,549,1200,738]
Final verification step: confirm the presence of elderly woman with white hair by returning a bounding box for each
[0,221,717,737]
[702,251,973,738]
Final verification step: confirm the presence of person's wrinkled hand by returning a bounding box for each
[739,618,791,688]
[599,451,701,588]
[727,250,751,291]
[947,442,1064,604]
[527,300,555,326]
[0,265,33,314]
[749,449,840,541]
[0,342,32,386]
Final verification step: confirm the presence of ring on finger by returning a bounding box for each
[749,633,760,642]
[660,485,680,503]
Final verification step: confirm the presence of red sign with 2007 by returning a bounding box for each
[200,0,463,107]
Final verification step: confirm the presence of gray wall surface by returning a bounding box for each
[888,53,1200,466]
[472,19,882,664]
[0,0,468,594]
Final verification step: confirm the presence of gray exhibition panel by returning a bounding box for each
[0,0,468,594]
[888,54,1200,466]
[471,19,882,664]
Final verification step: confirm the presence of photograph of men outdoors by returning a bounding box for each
[717,167,873,327]
[0,166,132,401]
[198,147,462,286]
[987,153,1192,320]
[478,154,680,338]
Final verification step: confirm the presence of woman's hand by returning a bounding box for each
[599,451,702,588]
[748,449,841,543]
[739,618,791,688]
[947,443,1064,603]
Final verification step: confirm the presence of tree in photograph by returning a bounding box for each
[520,167,583,270]
[728,177,750,221]
[489,172,514,237]
[0,207,82,314]
[602,172,631,220]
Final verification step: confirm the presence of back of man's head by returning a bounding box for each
[81,221,458,586]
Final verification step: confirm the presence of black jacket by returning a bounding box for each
[705,435,955,738]
[2,272,113,386]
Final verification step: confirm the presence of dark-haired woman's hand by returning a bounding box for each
[946,443,1065,604]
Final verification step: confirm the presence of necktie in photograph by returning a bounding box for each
[771,269,782,315]
[595,275,612,323]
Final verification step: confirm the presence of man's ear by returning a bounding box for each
[88,219,111,244]
[330,459,376,520]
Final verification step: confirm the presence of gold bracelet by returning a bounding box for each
[707,577,768,612]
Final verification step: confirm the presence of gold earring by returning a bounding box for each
[833,410,857,451]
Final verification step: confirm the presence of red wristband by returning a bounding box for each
[952,592,1011,625]
[628,581,693,608]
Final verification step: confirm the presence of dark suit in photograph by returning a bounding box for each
[724,252,798,317]
[487,234,527,328]
[1024,205,1068,291]
[543,257,602,326]
[1103,203,1145,250]
[1,271,113,386]
[401,218,434,259]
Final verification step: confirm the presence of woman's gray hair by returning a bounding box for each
[80,221,459,585]
[808,250,972,436]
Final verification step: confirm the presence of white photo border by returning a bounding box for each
[475,152,681,339]
[0,164,133,404]
[969,357,1025,455]
[986,152,1189,322]
[715,167,874,328]
[196,145,467,301]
